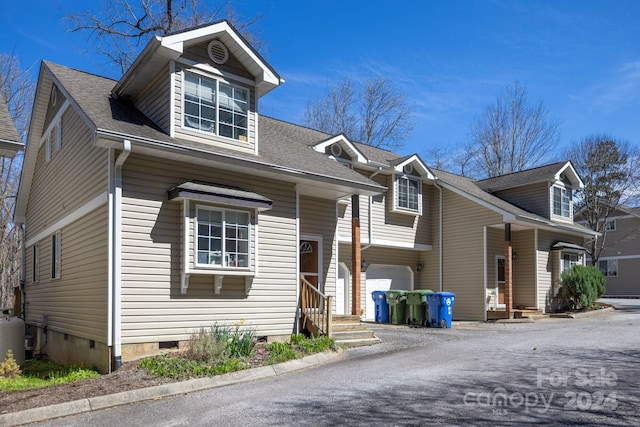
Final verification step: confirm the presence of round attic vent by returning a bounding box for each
[207,40,229,65]
[403,164,414,174]
[330,143,343,157]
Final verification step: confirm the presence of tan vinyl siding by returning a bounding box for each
[133,64,171,133]
[25,106,108,242]
[299,196,337,305]
[337,173,431,248]
[537,230,555,310]
[422,186,441,291]
[493,182,550,218]
[512,229,536,308]
[120,154,298,344]
[173,63,256,152]
[441,189,503,321]
[24,203,109,342]
[537,230,584,311]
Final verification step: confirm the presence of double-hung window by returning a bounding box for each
[51,231,61,279]
[553,186,572,218]
[196,207,250,268]
[604,220,616,231]
[183,72,249,141]
[561,253,579,273]
[598,259,618,277]
[396,175,420,212]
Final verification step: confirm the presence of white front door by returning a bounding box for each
[336,263,349,315]
[364,265,413,321]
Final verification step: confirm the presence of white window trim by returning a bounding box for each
[560,251,582,274]
[32,243,39,283]
[51,231,61,280]
[551,183,573,220]
[194,205,252,270]
[181,70,250,142]
[392,173,422,215]
[604,219,616,231]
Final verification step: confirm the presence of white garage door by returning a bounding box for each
[364,265,413,321]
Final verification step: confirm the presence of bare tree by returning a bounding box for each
[303,77,414,151]
[0,53,33,311]
[66,0,265,75]
[466,81,561,178]
[566,134,639,264]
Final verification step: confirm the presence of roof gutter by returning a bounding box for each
[94,128,385,196]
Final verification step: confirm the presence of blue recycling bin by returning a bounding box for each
[427,292,456,328]
[372,291,390,323]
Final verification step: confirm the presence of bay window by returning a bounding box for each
[196,207,250,269]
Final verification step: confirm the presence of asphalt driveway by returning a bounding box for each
[35,299,640,426]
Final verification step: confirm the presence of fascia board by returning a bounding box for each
[15,64,98,222]
[393,154,435,180]
[313,135,368,163]
[556,161,584,189]
[94,129,385,196]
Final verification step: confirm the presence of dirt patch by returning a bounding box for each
[0,349,273,415]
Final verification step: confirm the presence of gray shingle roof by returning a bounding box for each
[0,94,20,143]
[433,168,595,235]
[45,61,381,190]
[476,161,568,191]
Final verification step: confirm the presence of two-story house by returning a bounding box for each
[578,204,640,296]
[15,22,598,373]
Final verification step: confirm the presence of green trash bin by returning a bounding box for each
[385,290,408,325]
[406,290,434,326]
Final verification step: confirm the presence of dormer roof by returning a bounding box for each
[312,134,368,163]
[390,154,435,179]
[476,161,583,192]
[112,20,282,100]
[0,94,23,158]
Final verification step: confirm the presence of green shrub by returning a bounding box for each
[266,342,297,364]
[560,265,606,310]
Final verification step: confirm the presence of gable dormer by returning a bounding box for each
[313,135,368,167]
[549,162,583,224]
[111,21,281,156]
[389,155,434,215]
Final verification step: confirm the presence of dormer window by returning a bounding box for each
[394,174,421,214]
[183,72,249,141]
[552,185,572,219]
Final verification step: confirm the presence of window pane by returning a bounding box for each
[183,73,216,132]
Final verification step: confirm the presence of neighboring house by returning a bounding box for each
[579,204,640,297]
[14,21,598,373]
[1,94,23,313]
[0,94,23,158]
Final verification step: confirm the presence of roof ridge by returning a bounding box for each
[477,161,568,182]
[44,60,118,84]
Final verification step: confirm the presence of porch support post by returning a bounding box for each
[504,223,513,317]
[351,195,361,316]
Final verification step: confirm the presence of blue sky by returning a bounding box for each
[1,0,639,162]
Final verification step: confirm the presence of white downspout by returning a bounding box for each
[434,180,444,292]
[362,167,383,251]
[112,140,131,370]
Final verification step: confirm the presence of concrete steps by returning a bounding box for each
[331,315,381,348]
